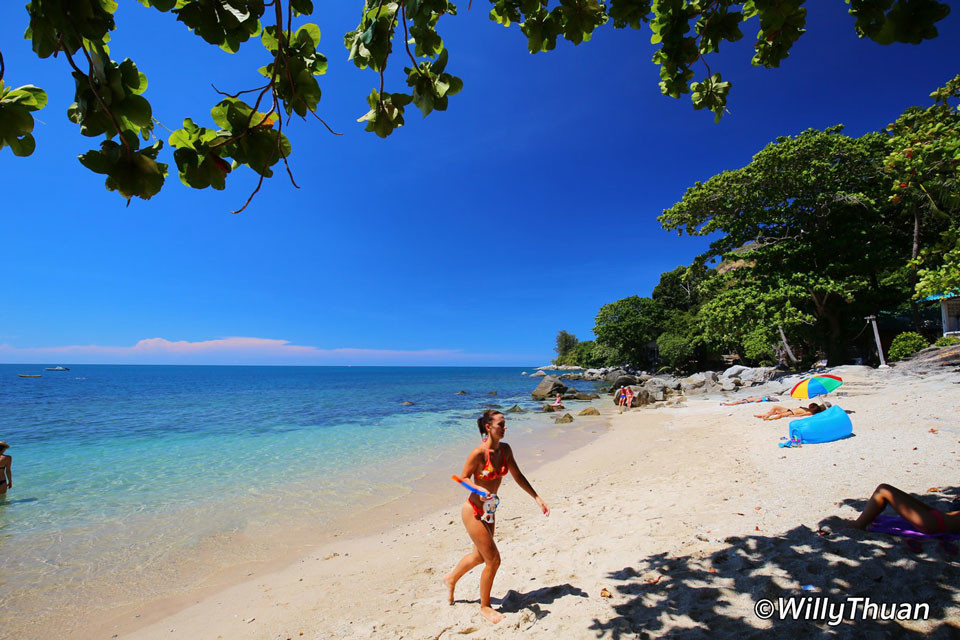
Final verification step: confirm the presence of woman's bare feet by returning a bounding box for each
[443,574,456,605]
[480,605,505,623]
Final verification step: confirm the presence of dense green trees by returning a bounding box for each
[554,330,579,359]
[558,75,959,370]
[0,1,951,206]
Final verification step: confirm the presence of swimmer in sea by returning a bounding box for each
[0,441,11,496]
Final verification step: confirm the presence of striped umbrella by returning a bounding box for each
[790,374,843,399]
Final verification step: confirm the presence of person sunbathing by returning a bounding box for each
[846,483,960,534]
[722,396,779,406]
[753,403,825,421]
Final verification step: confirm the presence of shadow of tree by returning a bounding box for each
[588,497,960,639]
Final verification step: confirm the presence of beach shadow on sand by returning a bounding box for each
[588,495,960,639]
[497,583,589,615]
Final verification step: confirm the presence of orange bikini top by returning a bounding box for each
[477,447,508,481]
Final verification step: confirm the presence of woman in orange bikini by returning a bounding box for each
[444,409,549,624]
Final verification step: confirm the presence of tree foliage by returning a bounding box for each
[0,0,951,208]
[888,330,928,361]
[554,329,578,358]
[885,74,960,298]
[594,295,664,366]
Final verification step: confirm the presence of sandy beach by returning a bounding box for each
[64,361,960,639]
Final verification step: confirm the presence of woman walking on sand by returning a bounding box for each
[444,410,549,623]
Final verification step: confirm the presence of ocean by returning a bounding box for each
[0,364,601,629]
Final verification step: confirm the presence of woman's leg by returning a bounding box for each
[448,501,503,622]
[849,484,936,530]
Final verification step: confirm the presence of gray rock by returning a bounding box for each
[611,375,639,390]
[720,379,738,392]
[542,404,563,413]
[722,365,749,379]
[604,369,629,382]
[532,375,567,400]
[740,367,778,384]
[575,393,600,400]
[554,413,574,424]
[530,371,547,378]
[646,386,666,402]
[578,407,600,416]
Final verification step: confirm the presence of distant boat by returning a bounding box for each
[18,374,41,378]
[44,366,70,371]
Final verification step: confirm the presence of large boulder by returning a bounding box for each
[555,413,574,424]
[579,407,600,416]
[740,367,778,385]
[645,386,666,402]
[719,378,738,392]
[679,371,719,395]
[542,404,564,412]
[721,365,749,379]
[583,369,604,381]
[532,375,567,400]
[628,386,652,407]
[611,375,639,390]
[506,404,526,413]
[530,370,547,378]
[604,369,629,382]
[574,392,600,400]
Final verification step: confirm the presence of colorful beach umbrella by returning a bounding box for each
[790,374,843,399]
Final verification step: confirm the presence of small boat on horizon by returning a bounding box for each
[18,374,41,378]
[44,366,70,371]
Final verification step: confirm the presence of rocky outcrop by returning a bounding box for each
[554,413,574,424]
[739,367,778,384]
[611,375,638,389]
[721,365,748,379]
[542,404,564,413]
[578,407,600,416]
[532,375,567,400]
[530,371,547,378]
[574,393,600,400]
[679,371,719,394]
[506,404,526,413]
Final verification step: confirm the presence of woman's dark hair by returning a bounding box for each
[808,403,825,414]
[477,409,502,437]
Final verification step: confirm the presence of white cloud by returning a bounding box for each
[0,337,536,366]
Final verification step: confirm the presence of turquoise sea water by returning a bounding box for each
[0,364,596,624]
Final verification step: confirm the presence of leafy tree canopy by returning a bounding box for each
[884,74,960,297]
[0,0,951,208]
[659,127,916,363]
[554,329,578,358]
[594,295,664,366]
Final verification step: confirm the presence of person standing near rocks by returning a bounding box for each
[617,387,627,413]
[624,387,635,411]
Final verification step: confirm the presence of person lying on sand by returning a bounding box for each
[846,483,960,533]
[444,410,549,624]
[754,403,825,421]
[722,396,779,406]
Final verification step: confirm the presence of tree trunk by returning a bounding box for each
[910,209,921,332]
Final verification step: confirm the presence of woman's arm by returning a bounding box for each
[461,450,481,481]
[505,445,549,516]
[3,457,11,489]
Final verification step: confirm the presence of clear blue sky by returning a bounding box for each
[1,3,957,365]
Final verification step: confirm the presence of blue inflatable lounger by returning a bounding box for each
[789,405,853,444]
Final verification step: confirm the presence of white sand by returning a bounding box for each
[82,365,960,638]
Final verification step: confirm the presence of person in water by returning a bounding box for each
[444,410,549,624]
[0,441,11,495]
[754,403,825,421]
[846,483,960,534]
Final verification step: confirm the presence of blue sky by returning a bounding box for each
[1,3,957,365]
